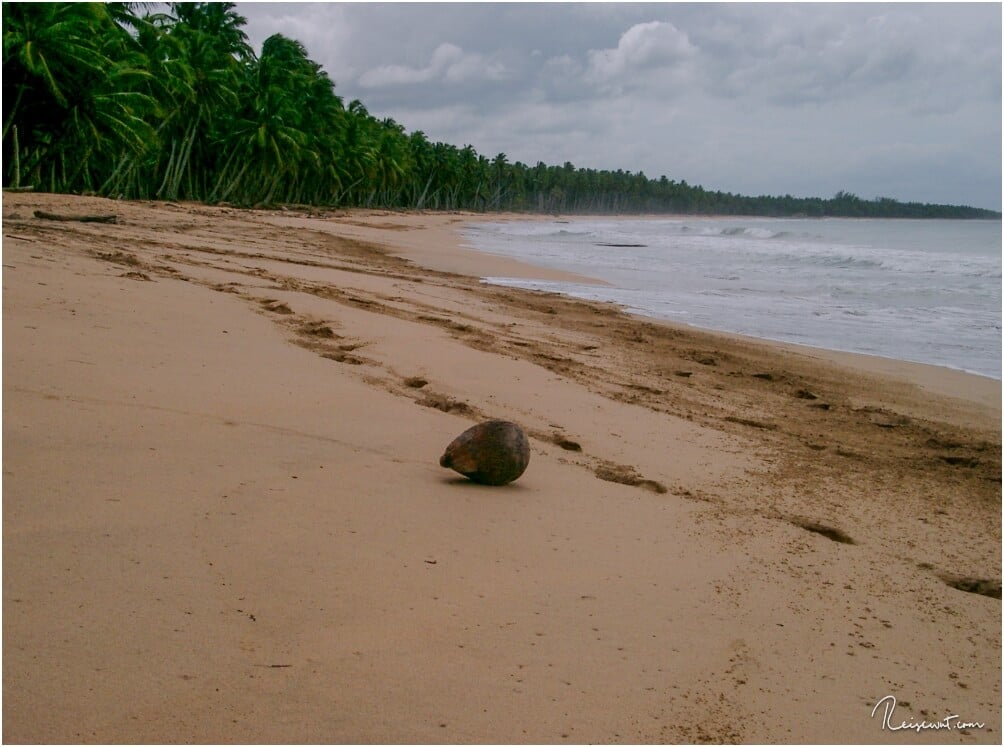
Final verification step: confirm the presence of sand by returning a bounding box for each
[3,193,1000,744]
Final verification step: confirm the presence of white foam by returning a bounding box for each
[467,218,1002,379]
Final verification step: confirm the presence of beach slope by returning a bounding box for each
[3,194,1000,743]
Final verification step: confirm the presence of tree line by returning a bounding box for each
[3,3,999,219]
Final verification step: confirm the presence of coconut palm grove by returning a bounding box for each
[3,3,998,218]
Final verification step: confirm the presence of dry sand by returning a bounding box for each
[3,193,1000,744]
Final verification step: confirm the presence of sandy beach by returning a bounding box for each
[3,192,1000,743]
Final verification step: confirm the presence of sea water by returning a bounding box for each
[462,217,1002,379]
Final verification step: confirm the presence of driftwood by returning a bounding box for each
[4,186,35,193]
[34,210,117,224]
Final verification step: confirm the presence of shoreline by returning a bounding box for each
[338,209,999,409]
[4,193,1000,743]
[450,214,1002,389]
[621,308,1002,404]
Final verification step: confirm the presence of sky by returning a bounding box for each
[238,2,1002,210]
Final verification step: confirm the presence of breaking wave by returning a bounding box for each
[463,216,1001,378]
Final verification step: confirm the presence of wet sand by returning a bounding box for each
[3,193,1000,743]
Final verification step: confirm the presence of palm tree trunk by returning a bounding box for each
[157,140,178,198]
[3,86,27,141]
[415,172,435,210]
[11,126,21,188]
[170,117,199,199]
[100,151,134,195]
[217,160,250,203]
[209,147,241,202]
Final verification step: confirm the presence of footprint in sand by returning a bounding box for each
[790,519,856,545]
[260,299,293,314]
[593,461,667,494]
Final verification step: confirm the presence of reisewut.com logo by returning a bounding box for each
[871,695,986,733]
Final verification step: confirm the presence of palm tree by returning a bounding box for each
[3,3,108,128]
[152,2,249,200]
[3,2,154,191]
[220,34,314,204]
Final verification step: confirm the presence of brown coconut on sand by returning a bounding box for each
[440,420,531,485]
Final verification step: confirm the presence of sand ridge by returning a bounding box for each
[3,193,1001,743]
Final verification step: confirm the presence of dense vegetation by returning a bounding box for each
[3,3,999,218]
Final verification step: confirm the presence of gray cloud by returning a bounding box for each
[358,42,508,88]
[239,2,1001,209]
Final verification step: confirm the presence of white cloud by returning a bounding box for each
[241,4,359,80]
[586,21,696,83]
[358,42,507,88]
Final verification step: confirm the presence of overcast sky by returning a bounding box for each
[238,2,1002,210]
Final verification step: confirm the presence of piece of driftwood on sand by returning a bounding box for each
[34,210,118,224]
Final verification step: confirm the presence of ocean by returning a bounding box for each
[461,217,1002,380]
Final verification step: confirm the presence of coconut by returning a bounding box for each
[439,420,530,485]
